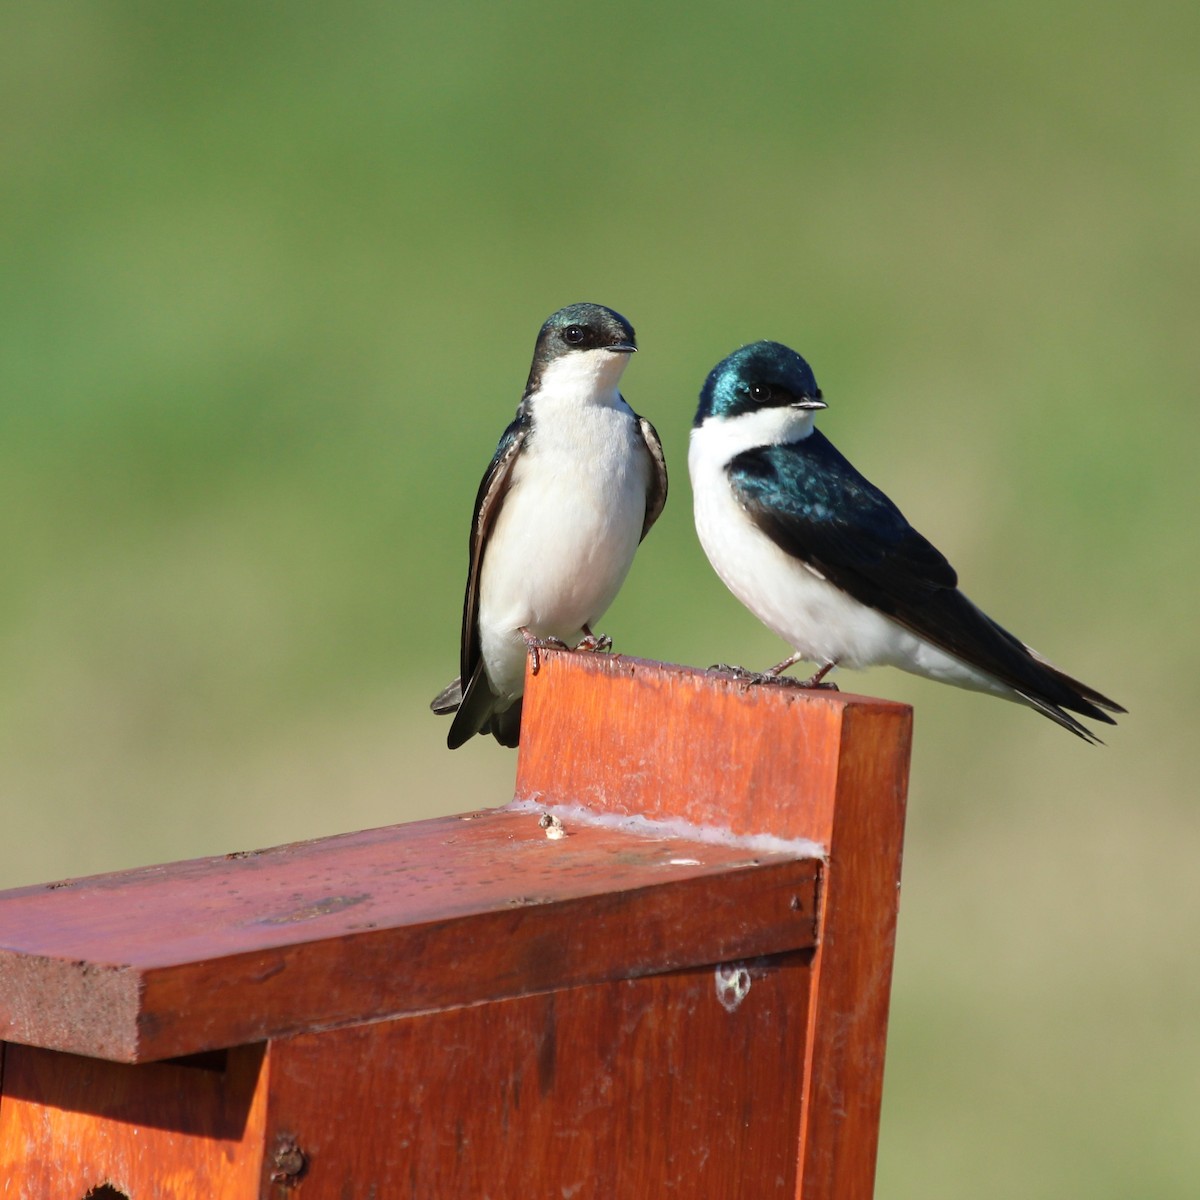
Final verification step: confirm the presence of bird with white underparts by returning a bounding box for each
[432,303,668,748]
[688,340,1124,742]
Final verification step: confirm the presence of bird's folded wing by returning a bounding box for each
[727,433,1092,703]
[459,414,528,683]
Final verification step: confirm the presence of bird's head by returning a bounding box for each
[694,341,825,428]
[524,303,637,400]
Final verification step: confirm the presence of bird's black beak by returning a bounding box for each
[606,342,637,354]
[793,396,826,411]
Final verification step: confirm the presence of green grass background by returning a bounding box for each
[2,3,1196,1194]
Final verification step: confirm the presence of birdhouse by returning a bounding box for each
[0,652,911,1198]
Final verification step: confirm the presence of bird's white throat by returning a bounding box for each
[690,405,817,471]
[535,347,632,408]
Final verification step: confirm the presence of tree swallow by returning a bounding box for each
[689,340,1124,742]
[432,303,668,748]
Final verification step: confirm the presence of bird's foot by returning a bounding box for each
[519,627,570,675]
[575,625,613,654]
[707,663,775,686]
[796,662,844,691]
[708,658,840,691]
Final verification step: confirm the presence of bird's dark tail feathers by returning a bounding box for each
[430,678,462,715]
[1019,653,1125,744]
[431,667,522,748]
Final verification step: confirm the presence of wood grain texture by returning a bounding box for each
[0,807,818,1063]
[796,702,911,1200]
[0,1042,267,1198]
[262,952,814,1198]
[516,651,913,1200]
[515,651,910,846]
[0,653,910,1200]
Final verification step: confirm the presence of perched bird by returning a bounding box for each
[688,340,1123,742]
[432,303,668,748]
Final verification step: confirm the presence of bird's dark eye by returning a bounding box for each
[750,383,773,403]
[562,325,587,345]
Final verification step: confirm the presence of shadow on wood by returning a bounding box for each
[0,653,911,1198]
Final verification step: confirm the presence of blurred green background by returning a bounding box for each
[2,2,1196,1195]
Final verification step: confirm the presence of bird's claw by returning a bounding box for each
[707,663,772,685]
[575,632,613,654]
[796,662,839,690]
[707,662,840,691]
[519,629,570,675]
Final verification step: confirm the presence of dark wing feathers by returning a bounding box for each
[458,414,528,686]
[729,431,957,604]
[637,413,669,541]
[436,414,528,748]
[729,433,1121,732]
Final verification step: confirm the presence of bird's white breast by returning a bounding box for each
[689,413,972,677]
[479,369,650,701]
